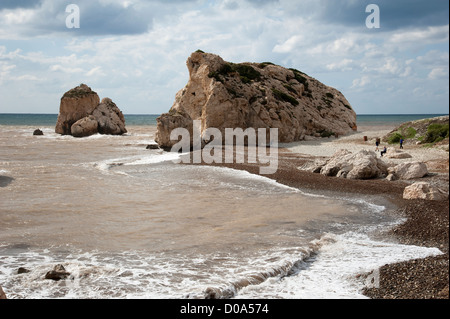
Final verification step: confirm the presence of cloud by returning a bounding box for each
[0,0,158,38]
[0,0,42,10]
[309,0,449,30]
[428,68,448,80]
[351,76,371,89]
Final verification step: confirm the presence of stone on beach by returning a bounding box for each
[302,149,388,180]
[384,148,412,159]
[391,161,428,180]
[0,285,6,299]
[403,182,448,201]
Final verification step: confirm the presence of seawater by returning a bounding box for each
[0,116,443,299]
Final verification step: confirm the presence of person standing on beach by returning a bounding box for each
[400,138,404,149]
[375,138,380,151]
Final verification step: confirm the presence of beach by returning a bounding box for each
[0,117,448,299]
[208,124,449,299]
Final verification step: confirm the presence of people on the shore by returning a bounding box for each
[400,138,404,149]
[375,138,380,151]
[380,146,387,157]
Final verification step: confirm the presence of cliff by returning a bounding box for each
[155,51,357,149]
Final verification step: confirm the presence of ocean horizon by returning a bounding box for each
[0,113,447,127]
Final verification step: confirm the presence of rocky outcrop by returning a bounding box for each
[156,51,357,149]
[55,84,127,137]
[55,84,100,135]
[403,182,447,201]
[0,285,6,299]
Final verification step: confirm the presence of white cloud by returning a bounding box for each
[326,59,355,71]
[351,76,371,89]
[428,67,448,80]
[273,35,303,53]
[388,25,449,45]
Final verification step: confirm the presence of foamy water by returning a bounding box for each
[0,125,442,299]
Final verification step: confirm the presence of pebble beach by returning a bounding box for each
[212,124,449,299]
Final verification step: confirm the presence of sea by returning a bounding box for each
[0,113,446,300]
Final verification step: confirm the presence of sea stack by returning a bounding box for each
[155,51,357,150]
[55,84,127,137]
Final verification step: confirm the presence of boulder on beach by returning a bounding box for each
[302,149,388,180]
[384,148,412,159]
[155,51,357,150]
[55,84,126,137]
[390,161,428,180]
[403,182,447,201]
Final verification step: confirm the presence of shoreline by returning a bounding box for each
[194,126,448,299]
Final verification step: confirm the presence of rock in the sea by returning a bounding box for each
[155,51,357,149]
[45,264,71,281]
[55,84,126,137]
[92,98,127,135]
[403,182,447,200]
[303,149,388,180]
[392,162,428,180]
[146,143,160,150]
[33,129,44,136]
[71,115,99,138]
[17,267,30,274]
[55,84,100,135]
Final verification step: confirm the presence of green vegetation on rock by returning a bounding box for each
[271,88,299,106]
[424,123,449,144]
[208,62,261,84]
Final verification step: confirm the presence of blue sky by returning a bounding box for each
[0,0,448,115]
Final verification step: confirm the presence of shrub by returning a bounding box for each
[208,63,261,84]
[387,132,404,144]
[318,129,335,138]
[423,123,449,144]
[405,127,417,139]
[272,88,299,106]
[259,62,275,68]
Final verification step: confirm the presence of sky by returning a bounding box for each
[0,0,448,115]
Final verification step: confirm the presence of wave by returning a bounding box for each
[234,232,442,299]
[91,152,183,174]
[1,230,442,299]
